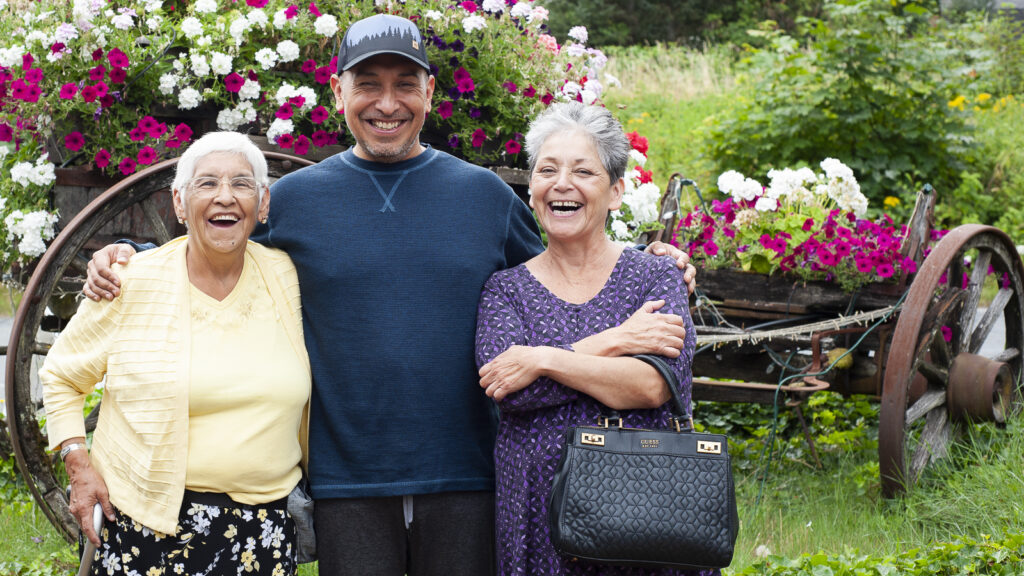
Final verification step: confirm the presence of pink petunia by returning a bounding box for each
[89,65,106,82]
[818,248,838,267]
[437,101,453,120]
[276,133,295,149]
[502,81,518,94]
[308,2,321,17]
[107,48,129,68]
[165,139,182,149]
[100,94,115,108]
[91,48,104,62]
[93,81,109,97]
[876,262,895,278]
[64,131,85,151]
[22,53,33,70]
[293,135,311,155]
[137,146,157,165]
[108,67,127,84]
[59,83,78,99]
[276,103,294,120]
[505,139,521,155]
[940,325,952,343]
[301,59,317,74]
[541,93,554,105]
[803,218,815,232]
[523,85,536,98]
[138,116,159,133]
[174,123,194,142]
[901,257,917,274]
[129,127,146,142]
[310,106,329,124]
[285,4,299,18]
[471,128,486,148]
[247,0,269,6]
[94,148,111,168]
[0,123,13,142]
[225,73,245,93]
[457,77,475,93]
[289,96,306,109]
[314,66,332,85]
[854,257,873,274]
[81,84,99,103]
[50,42,66,54]
[704,240,719,257]
[311,130,330,147]
[459,1,478,12]
[119,157,137,175]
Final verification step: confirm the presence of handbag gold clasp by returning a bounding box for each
[597,416,622,428]
[581,433,605,446]
[697,440,722,455]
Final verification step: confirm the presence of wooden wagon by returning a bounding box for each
[2,157,1022,544]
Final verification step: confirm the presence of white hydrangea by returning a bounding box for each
[209,51,232,75]
[238,79,260,100]
[194,0,217,14]
[266,118,294,143]
[314,14,338,37]
[624,182,662,223]
[181,16,203,38]
[568,26,588,44]
[754,196,779,212]
[462,14,486,33]
[190,52,210,76]
[482,0,505,13]
[178,87,202,110]
[276,40,300,63]
[627,151,646,168]
[255,47,278,70]
[158,73,177,95]
[217,107,245,131]
[424,10,443,20]
[4,210,58,258]
[247,9,268,28]
[509,2,531,18]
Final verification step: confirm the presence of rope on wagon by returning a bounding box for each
[695,303,902,348]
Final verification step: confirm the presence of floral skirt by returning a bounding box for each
[89,490,297,576]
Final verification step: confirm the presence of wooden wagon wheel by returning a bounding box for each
[879,224,1024,497]
[4,151,315,542]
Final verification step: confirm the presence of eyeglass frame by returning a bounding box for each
[185,176,264,200]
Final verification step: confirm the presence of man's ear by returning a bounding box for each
[330,74,344,113]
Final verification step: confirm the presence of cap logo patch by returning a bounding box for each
[412,40,419,50]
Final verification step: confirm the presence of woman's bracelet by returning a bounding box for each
[59,442,87,461]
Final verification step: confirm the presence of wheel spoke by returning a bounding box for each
[970,288,1013,354]
[917,361,948,386]
[992,347,1021,363]
[957,251,989,353]
[930,332,952,367]
[140,196,173,245]
[906,389,945,425]
[908,407,951,482]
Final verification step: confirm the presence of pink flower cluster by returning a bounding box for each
[87,120,194,175]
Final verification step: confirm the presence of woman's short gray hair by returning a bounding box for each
[525,102,630,182]
[172,132,269,202]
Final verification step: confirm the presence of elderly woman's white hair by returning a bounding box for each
[525,102,631,182]
[171,132,270,202]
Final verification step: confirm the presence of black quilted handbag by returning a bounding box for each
[548,354,739,570]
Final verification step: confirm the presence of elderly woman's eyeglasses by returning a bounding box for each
[188,176,260,198]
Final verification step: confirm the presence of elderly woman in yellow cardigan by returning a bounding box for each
[41,132,311,575]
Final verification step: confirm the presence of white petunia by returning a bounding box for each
[624,182,662,223]
[209,52,232,75]
[229,17,249,45]
[238,79,260,100]
[604,72,621,88]
[314,14,338,37]
[509,2,531,18]
[190,52,210,76]
[180,16,203,38]
[568,26,588,44]
[276,40,300,63]
[529,6,549,22]
[236,101,257,122]
[273,9,289,29]
[146,15,162,31]
[194,0,217,14]
[247,9,268,28]
[54,23,79,44]
[560,82,580,99]
[424,10,443,20]
[754,196,778,212]
[4,210,58,258]
[178,87,202,110]
[24,31,50,46]
[10,163,36,187]
[820,157,854,181]
[111,10,135,30]
[565,43,586,58]
[144,0,162,11]
[254,47,278,70]
[481,0,505,13]
[158,73,177,95]
[462,14,486,33]
[266,118,294,143]
[610,219,630,241]
[217,107,245,131]
[629,149,647,167]
[580,88,598,105]
[0,45,26,68]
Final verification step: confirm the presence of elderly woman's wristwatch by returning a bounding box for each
[59,442,87,461]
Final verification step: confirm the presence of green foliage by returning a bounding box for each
[704,0,984,208]
[0,553,78,576]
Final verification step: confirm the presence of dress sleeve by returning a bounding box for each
[503,197,544,268]
[645,260,697,417]
[475,273,579,413]
[39,286,123,450]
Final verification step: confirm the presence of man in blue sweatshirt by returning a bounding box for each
[83,13,695,576]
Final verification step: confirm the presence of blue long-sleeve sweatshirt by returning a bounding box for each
[250,146,543,499]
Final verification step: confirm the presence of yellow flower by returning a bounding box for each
[224,524,238,539]
[947,95,966,110]
[273,566,286,576]
[147,568,164,576]
[977,93,991,103]
[257,509,268,521]
[883,196,901,208]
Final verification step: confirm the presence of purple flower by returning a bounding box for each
[502,81,518,94]
[469,107,481,118]
[301,59,317,73]
[119,157,137,175]
[94,148,111,168]
[447,134,460,148]
[89,65,106,81]
[59,83,77,99]
[314,66,332,85]
[107,47,129,68]
[437,101,453,119]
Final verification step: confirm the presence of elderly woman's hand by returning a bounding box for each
[64,448,115,547]
[572,300,686,358]
[480,345,549,402]
[645,242,697,295]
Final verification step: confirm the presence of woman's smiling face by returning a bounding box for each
[529,130,623,244]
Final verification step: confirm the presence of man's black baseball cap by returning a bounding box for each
[338,14,430,73]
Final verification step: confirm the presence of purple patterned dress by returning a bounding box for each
[476,249,717,576]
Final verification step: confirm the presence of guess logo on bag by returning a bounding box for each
[640,439,660,448]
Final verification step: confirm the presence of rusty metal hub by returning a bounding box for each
[947,352,1012,423]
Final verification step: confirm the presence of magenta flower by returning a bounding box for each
[91,48,104,61]
[137,146,157,165]
[108,48,129,68]
[940,325,952,343]
[460,1,479,12]
[723,227,736,239]
[0,123,14,142]
[818,248,838,267]
[289,96,306,108]
[523,85,536,98]
[704,240,719,257]
[59,83,78,99]
[854,257,873,274]
[81,85,99,103]
[314,66,332,85]
[803,218,814,232]
[138,116,158,133]
[301,59,317,74]
[471,129,486,148]
[541,93,554,105]
[100,94,115,108]
[129,128,145,141]
[165,139,181,149]
[294,135,311,155]
[93,81,109,97]
[502,81,518,94]
[285,4,299,18]
[276,103,294,120]
[50,42,66,54]
[25,68,43,84]
[89,65,106,81]
[901,257,917,274]
[276,133,295,149]
[22,53,33,70]
[64,131,85,151]
[505,139,521,155]
[247,0,269,6]
[453,67,471,83]
[310,106,329,124]
[118,157,137,175]
[308,2,321,17]
[876,262,895,278]
[224,73,245,93]
[434,101,452,120]
[108,67,127,84]
[312,130,330,147]
[94,148,111,168]
[174,123,194,142]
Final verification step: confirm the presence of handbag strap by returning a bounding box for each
[595,354,692,432]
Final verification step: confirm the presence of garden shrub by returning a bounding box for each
[704,0,988,209]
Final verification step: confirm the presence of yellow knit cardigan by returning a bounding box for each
[41,237,310,535]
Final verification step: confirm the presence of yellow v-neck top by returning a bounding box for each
[184,254,307,504]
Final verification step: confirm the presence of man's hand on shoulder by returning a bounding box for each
[645,241,697,295]
[84,244,136,301]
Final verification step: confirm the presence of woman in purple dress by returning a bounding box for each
[475,102,715,576]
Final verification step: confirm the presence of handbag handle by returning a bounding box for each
[596,354,692,432]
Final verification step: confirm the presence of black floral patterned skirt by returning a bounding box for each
[89,490,297,576]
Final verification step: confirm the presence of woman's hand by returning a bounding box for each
[479,345,547,402]
[573,300,686,358]
[645,242,697,295]
[64,448,114,547]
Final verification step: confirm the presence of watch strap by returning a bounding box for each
[59,442,87,461]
